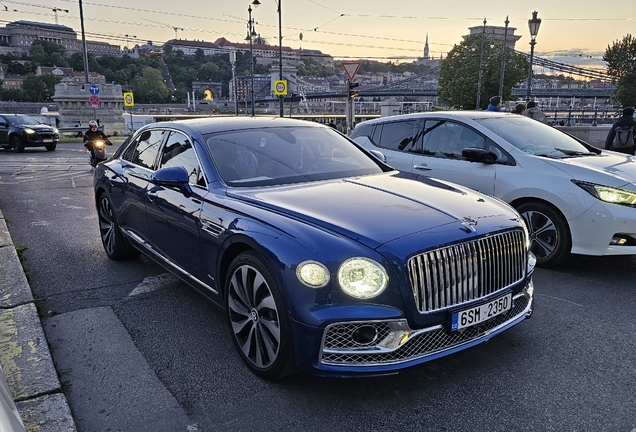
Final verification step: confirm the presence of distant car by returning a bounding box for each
[93,117,535,379]
[351,111,636,267]
[0,114,59,152]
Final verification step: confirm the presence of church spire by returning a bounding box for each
[423,33,429,60]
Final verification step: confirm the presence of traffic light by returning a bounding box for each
[348,81,359,99]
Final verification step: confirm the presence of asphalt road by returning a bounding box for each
[1,142,635,432]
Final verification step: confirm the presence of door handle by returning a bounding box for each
[414,165,432,171]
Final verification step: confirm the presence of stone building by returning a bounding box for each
[53,83,125,134]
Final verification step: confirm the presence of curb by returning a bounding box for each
[0,209,77,431]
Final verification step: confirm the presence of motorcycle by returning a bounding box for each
[84,138,112,168]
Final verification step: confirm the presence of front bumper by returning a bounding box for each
[293,281,534,377]
[570,200,636,256]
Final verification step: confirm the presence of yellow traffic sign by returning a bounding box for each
[123,92,134,107]
[274,80,287,96]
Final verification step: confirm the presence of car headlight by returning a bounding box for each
[54,128,59,134]
[24,128,35,134]
[572,180,636,206]
[337,257,388,299]
[296,261,330,288]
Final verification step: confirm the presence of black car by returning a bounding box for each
[0,114,60,152]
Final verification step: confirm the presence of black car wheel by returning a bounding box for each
[97,193,137,260]
[11,136,25,153]
[225,252,297,380]
[45,144,56,151]
[516,201,571,267]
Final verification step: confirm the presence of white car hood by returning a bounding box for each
[543,151,636,189]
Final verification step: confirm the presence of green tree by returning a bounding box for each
[29,40,68,67]
[438,35,528,109]
[130,67,170,103]
[603,34,636,107]
[21,74,62,101]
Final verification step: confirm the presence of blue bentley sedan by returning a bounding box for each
[93,117,535,379]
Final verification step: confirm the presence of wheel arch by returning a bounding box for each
[509,196,569,230]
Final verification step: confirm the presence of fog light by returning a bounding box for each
[351,325,378,345]
[610,236,628,245]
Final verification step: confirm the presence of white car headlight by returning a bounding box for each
[573,181,636,206]
[337,257,388,299]
[296,261,330,288]
[24,128,35,134]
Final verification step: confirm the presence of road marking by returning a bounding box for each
[534,293,584,307]
[128,273,180,297]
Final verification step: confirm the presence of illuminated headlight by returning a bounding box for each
[296,261,330,288]
[337,257,388,299]
[573,180,636,206]
[53,128,59,134]
[24,128,35,134]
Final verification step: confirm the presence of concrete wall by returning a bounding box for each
[555,125,612,148]
[53,83,125,134]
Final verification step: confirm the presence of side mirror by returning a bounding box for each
[462,147,498,164]
[152,166,193,197]
[368,149,387,163]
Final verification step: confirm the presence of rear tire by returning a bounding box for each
[12,136,25,153]
[516,201,571,267]
[97,193,138,260]
[225,252,297,380]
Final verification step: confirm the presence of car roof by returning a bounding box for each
[145,116,328,135]
[357,111,515,125]
[0,114,30,117]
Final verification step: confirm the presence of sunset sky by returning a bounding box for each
[2,0,633,70]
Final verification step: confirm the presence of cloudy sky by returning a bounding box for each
[2,0,631,70]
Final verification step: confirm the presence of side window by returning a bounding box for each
[121,129,165,169]
[350,122,374,140]
[376,120,419,151]
[422,121,485,160]
[159,131,206,187]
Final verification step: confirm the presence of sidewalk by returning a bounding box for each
[0,208,76,431]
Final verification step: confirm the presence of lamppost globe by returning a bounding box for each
[525,11,542,102]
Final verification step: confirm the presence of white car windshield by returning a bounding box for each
[475,116,597,158]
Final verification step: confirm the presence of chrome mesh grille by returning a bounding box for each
[408,230,526,313]
[321,296,529,365]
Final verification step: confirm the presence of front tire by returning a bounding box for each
[11,136,25,153]
[45,144,56,151]
[97,193,137,260]
[516,201,571,267]
[225,252,297,380]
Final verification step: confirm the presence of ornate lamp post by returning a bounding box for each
[475,18,486,110]
[498,16,509,100]
[245,4,258,116]
[525,11,542,102]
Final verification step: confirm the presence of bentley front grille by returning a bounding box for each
[407,230,526,313]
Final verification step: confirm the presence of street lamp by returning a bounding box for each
[245,4,258,116]
[498,16,509,100]
[525,11,541,102]
[475,18,486,110]
[255,0,283,117]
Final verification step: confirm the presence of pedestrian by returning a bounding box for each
[336,120,343,133]
[486,96,501,112]
[604,107,636,155]
[523,101,547,123]
[327,119,336,129]
[512,103,526,115]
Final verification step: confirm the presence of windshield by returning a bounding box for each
[204,126,385,187]
[475,116,596,157]
[7,115,40,126]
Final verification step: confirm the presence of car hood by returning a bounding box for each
[543,151,636,189]
[228,172,515,249]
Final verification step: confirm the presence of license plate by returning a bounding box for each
[451,293,512,331]
[43,139,53,143]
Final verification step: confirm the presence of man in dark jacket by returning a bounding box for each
[83,120,112,165]
[605,107,636,155]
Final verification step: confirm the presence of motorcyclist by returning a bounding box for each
[83,120,112,166]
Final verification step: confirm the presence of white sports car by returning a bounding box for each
[352,111,636,266]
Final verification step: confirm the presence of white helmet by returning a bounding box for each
[89,120,98,127]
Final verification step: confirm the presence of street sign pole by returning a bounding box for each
[341,62,360,135]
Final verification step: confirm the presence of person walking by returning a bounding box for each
[523,101,547,123]
[604,107,636,155]
[486,96,501,112]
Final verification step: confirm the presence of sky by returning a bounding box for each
[2,0,633,71]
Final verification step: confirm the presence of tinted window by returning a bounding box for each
[376,120,419,151]
[159,131,206,187]
[204,126,384,187]
[421,120,485,159]
[350,122,374,140]
[122,129,165,169]
[7,115,39,126]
